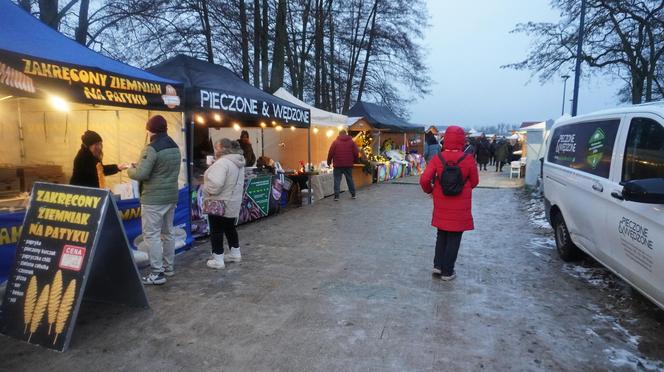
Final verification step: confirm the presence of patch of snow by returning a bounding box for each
[604,347,664,371]
[522,190,552,230]
[528,237,555,250]
[531,251,542,258]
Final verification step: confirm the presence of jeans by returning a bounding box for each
[208,215,239,254]
[333,167,356,198]
[434,230,463,276]
[142,203,177,274]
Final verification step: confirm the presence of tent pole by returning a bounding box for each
[261,127,264,156]
[17,98,25,159]
[307,125,312,205]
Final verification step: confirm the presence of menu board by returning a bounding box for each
[0,183,148,351]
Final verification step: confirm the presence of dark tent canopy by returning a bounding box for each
[0,0,182,111]
[346,101,423,133]
[148,55,310,128]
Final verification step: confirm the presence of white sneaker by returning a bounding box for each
[225,247,242,263]
[206,253,225,269]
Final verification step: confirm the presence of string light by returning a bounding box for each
[276,125,283,131]
[326,129,334,138]
[313,127,319,134]
[233,123,241,131]
[260,122,267,128]
[271,120,277,126]
[213,113,222,122]
[195,114,205,124]
[290,126,296,131]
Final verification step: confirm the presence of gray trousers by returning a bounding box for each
[333,167,356,198]
[142,203,177,273]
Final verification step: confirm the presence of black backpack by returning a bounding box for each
[437,152,468,196]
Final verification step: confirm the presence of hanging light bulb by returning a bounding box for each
[313,127,319,134]
[233,123,241,131]
[213,113,222,122]
[271,120,277,126]
[276,125,283,131]
[326,129,334,138]
[195,114,205,124]
[49,95,69,112]
[260,122,267,128]
[290,126,296,131]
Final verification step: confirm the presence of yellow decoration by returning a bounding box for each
[48,270,63,335]
[53,279,77,345]
[28,284,50,342]
[23,276,37,333]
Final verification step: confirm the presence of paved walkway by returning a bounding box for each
[1,182,662,371]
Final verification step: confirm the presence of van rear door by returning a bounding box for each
[604,114,664,307]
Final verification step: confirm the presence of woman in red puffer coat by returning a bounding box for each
[420,126,479,280]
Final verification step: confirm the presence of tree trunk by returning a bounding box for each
[297,0,312,99]
[39,0,60,30]
[201,0,214,63]
[314,0,324,106]
[253,0,261,87]
[239,0,250,82]
[270,0,287,92]
[342,0,374,113]
[357,0,378,103]
[261,0,270,91]
[328,5,337,112]
[631,69,644,104]
[74,0,90,45]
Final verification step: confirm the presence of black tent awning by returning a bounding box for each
[148,55,310,127]
[346,101,423,133]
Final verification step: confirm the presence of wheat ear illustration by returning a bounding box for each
[53,279,76,345]
[27,284,49,343]
[23,276,38,334]
[47,270,63,335]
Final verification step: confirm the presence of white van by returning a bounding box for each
[543,103,664,309]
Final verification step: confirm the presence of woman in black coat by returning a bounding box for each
[70,130,128,188]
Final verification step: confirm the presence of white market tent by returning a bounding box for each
[273,88,349,168]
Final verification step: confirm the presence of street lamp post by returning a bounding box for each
[571,0,587,116]
[561,75,570,116]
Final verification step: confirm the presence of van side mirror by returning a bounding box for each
[622,178,664,204]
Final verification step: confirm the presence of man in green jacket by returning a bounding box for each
[128,115,181,285]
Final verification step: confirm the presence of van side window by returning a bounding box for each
[622,117,664,182]
[547,119,620,178]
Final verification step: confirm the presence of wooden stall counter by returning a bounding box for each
[353,164,373,189]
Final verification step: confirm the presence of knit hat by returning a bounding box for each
[81,130,102,147]
[146,115,168,133]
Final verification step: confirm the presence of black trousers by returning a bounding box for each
[208,215,239,255]
[434,230,463,276]
[333,167,356,198]
[495,161,506,172]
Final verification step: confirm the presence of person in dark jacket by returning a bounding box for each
[476,136,491,171]
[489,137,496,166]
[70,130,129,188]
[128,115,182,285]
[420,126,479,281]
[238,130,256,167]
[424,129,441,162]
[327,129,359,200]
[494,139,509,172]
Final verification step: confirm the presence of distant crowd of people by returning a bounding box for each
[424,129,521,173]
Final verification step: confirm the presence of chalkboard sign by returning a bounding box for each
[0,183,148,352]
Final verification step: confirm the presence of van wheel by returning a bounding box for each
[553,213,581,262]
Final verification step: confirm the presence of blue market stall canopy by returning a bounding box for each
[148,55,311,128]
[0,0,183,111]
[346,101,423,133]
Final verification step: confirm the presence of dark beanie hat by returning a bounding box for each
[81,130,102,147]
[146,115,168,133]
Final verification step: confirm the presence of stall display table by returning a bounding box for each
[310,172,347,200]
[192,174,282,237]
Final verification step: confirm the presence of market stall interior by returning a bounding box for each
[147,55,312,235]
[0,0,190,285]
[346,101,426,182]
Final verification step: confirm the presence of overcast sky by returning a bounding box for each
[409,0,626,128]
